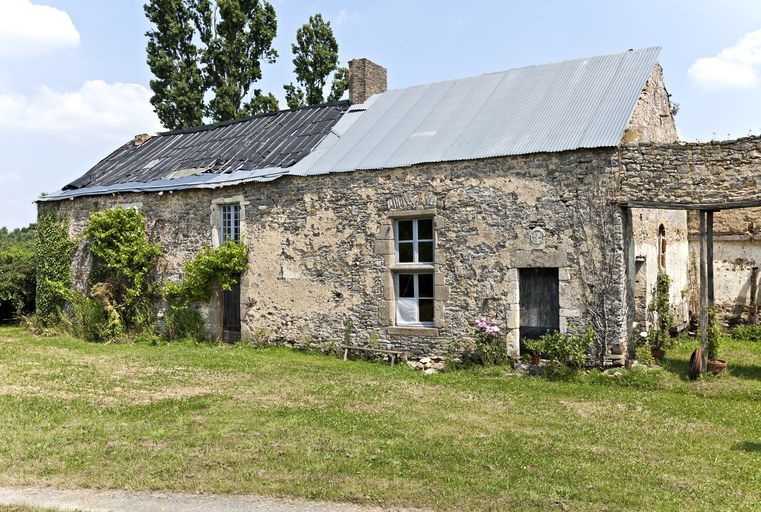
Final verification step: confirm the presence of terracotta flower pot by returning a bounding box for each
[532,354,541,365]
[708,358,727,376]
[651,348,665,360]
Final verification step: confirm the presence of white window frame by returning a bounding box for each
[220,203,241,243]
[394,218,434,264]
[394,272,435,326]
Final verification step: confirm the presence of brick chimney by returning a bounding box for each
[348,58,387,104]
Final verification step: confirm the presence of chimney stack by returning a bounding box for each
[348,58,387,105]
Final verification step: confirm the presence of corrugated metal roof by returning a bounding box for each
[294,47,661,175]
[63,101,349,190]
[43,48,660,201]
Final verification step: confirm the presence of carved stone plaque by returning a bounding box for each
[529,226,545,249]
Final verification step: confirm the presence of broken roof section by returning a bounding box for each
[45,47,660,201]
[63,101,350,190]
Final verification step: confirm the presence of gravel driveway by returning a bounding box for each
[0,487,427,512]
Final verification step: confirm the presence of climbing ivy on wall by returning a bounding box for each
[35,213,76,323]
[83,207,162,331]
[164,241,249,306]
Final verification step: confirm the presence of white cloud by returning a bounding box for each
[0,0,80,56]
[689,28,761,90]
[0,80,162,141]
[0,172,21,185]
[334,9,361,26]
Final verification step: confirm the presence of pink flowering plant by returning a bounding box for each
[473,316,508,365]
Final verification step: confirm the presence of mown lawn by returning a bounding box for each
[0,326,759,511]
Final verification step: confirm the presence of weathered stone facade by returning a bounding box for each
[616,136,761,207]
[616,136,761,324]
[42,147,631,362]
[621,64,678,144]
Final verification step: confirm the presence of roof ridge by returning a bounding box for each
[385,47,662,94]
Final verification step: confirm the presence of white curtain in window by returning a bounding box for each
[396,297,417,325]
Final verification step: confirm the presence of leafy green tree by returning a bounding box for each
[284,13,348,109]
[144,0,280,129]
[145,0,206,130]
[0,224,37,321]
[192,0,279,120]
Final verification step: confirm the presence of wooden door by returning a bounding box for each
[222,278,241,343]
[519,268,559,339]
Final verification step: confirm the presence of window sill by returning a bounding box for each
[390,264,435,272]
[388,326,439,337]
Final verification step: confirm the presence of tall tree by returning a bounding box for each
[192,0,279,120]
[145,0,205,130]
[284,13,348,109]
[144,0,279,129]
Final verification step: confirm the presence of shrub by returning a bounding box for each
[84,208,162,331]
[165,305,207,340]
[0,245,36,321]
[706,307,723,361]
[731,324,761,343]
[524,327,592,370]
[648,272,674,351]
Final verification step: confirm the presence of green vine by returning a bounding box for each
[164,241,249,306]
[35,213,76,324]
[83,207,162,331]
[648,272,674,351]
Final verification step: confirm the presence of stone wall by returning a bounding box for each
[686,209,761,323]
[616,136,761,207]
[41,147,630,364]
[621,63,679,144]
[616,137,761,324]
[630,208,690,330]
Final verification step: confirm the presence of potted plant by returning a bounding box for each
[706,308,727,376]
[522,337,544,365]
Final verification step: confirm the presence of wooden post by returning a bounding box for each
[707,211,714,307]
[750,267,759,325]
[699,210,708,374]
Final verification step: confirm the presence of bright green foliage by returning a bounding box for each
[0,245,36,320]
[284,13,348,108]
[192,0,279,121]
[706,307,723,360]
[35,214,76,323]
[731,324,761,342]
[144,0,280,129]
[83,208,162,331]
[0,224,37,250]
[525,327,593,370]
[165,306,207,340]
[164,241,248,305]
[145,0,206,130]
[648,272,674,351]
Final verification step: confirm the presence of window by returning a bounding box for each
[393,217,435,326]
[395,218,433,263]
[395,272,434,325]
[220,204,241,243]
[657,224,666,269]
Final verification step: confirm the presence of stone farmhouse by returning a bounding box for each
[39,47,761,365]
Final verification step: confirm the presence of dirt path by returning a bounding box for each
[0,487,426,512]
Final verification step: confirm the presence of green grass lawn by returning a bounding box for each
[0,326,760,511]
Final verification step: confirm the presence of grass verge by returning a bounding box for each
[0,326,760,511]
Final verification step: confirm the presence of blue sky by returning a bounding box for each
[1,0,761,229]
